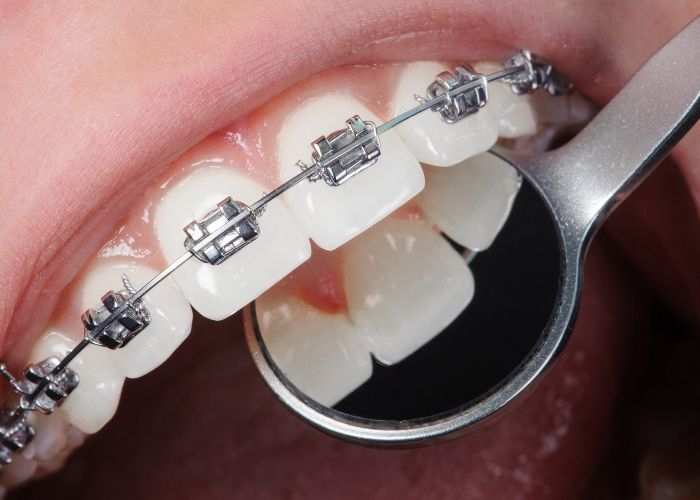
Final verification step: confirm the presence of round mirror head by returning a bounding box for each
[245,156,567,445]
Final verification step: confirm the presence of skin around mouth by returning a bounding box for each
[1,0,699,498]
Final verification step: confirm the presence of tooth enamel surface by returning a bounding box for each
[475,62,537,139]
[417,153,521,251]
[1,413,81,489]
[30,331,124,434]
[277,93,424,251]
[392,61,499,167]
[78,261,193,378]
[343,218,474,365]
[256,289,372,407]
[155,166,311,320]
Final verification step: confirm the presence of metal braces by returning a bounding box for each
[0,49,571,471]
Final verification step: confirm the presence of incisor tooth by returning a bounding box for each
[29,331,124,434]
[256,289,372,407]
[344,218,474,365]
[277,93,424,251]
[155,166,311,320]
[78,261,192,378]
[417,153,521,251]
[392,61,499,167]
[255,216,475,405]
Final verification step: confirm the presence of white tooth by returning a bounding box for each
[27,413,68,461]
[155,166,311,320]
[78,261,192,378]
[392,61,499,167]
[417,153,521,251]
[344,218,474,365]
[29,330,124,434]
[528,89,597,126]
[256,288,372,407]
[277,93,424,251]
[474,62,537,139]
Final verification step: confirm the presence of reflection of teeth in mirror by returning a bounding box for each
[256,216,473,405]
[343,218,474,365]
[417,153,522,251]
[155,166,311,320]
[276,92,425,251]
[256,288,372,407]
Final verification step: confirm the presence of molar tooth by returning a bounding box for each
[78,261,192,378]
[155,166,311,320]
[343,218,474,365]
[276,93,424,251]
[417,153,521,251]
[392,61,499,167]
[255,289,372,407]
[29,331,124,434]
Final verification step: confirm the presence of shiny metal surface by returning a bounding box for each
[245,17,700,445]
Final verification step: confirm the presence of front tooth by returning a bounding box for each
[417,153,521,251]
[391,61,499,167]
[29,330,124,434]
[474,62,537,139]
[78,261,193,378]
[276,93,425,251]
[255,288,372,407]
[344,218,474,365]
[155,166,311,320]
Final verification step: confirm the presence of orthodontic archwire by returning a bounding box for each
[0,50,572,469]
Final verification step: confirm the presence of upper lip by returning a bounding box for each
[0,0,616,365]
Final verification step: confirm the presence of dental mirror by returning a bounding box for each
[245,18,700,446]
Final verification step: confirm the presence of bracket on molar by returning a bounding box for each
[0,411,35,465]
[311,115,381,186]
[503,49,573,96]
[82,281,151,349]
[184,197,260,265]
[426,64,488,124]
[0,357,79,414]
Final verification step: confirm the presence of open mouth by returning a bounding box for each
[1,2,699,498]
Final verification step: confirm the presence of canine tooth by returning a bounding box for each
[392,61,499,167]
[417,153,521,251]
[78,261,193,378]
[29,331,124,434]
[155,166,311,320]
[343,218,474,365]
[276,93,424,251]
[256,288,372,407]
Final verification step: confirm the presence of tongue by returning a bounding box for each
[10,239,645,499]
